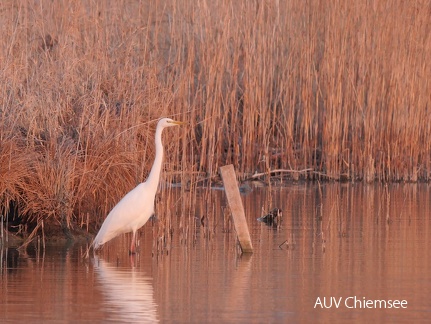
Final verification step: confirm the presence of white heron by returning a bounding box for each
[92,117,185,253]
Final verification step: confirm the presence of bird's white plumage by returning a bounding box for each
[92,117,184,252]
[92,182,154,249]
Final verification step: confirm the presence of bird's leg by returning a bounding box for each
[129,231,137,255]
[129,253,136,267]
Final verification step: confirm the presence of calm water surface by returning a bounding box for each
[1,183,430,323]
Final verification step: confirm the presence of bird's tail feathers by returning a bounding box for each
[82,239,103,259]
[92,240,102,250]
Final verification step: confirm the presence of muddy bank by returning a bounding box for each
[1,223,93,249]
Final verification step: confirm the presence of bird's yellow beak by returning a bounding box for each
[169,120,186,126]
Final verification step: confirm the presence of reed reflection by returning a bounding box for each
[0,247,20,275]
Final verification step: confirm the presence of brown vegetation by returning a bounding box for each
[0,1,430,238]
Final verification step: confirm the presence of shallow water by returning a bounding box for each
[1,183,431,323]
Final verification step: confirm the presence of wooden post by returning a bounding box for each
[220,165,253,253]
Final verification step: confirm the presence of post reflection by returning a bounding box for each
[223,253,253,322]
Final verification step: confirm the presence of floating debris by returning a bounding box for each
[257,208,283,226]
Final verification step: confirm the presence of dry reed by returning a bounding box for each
[0,0,430,237]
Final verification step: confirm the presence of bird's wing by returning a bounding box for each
[93,183,155,248]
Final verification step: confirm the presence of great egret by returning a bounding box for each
[92,117,185,253]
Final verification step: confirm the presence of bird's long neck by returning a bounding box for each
[146,125,164,193]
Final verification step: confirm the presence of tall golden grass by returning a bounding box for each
[1,1,430,235]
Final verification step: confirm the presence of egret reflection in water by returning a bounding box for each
[93,256,158,323]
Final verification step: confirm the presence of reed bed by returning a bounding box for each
[0,0,430,238]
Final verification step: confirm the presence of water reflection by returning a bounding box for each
[0,183,431,323]
[0,248,19,274]
[93,256,158,323]
[222,254,253,322]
